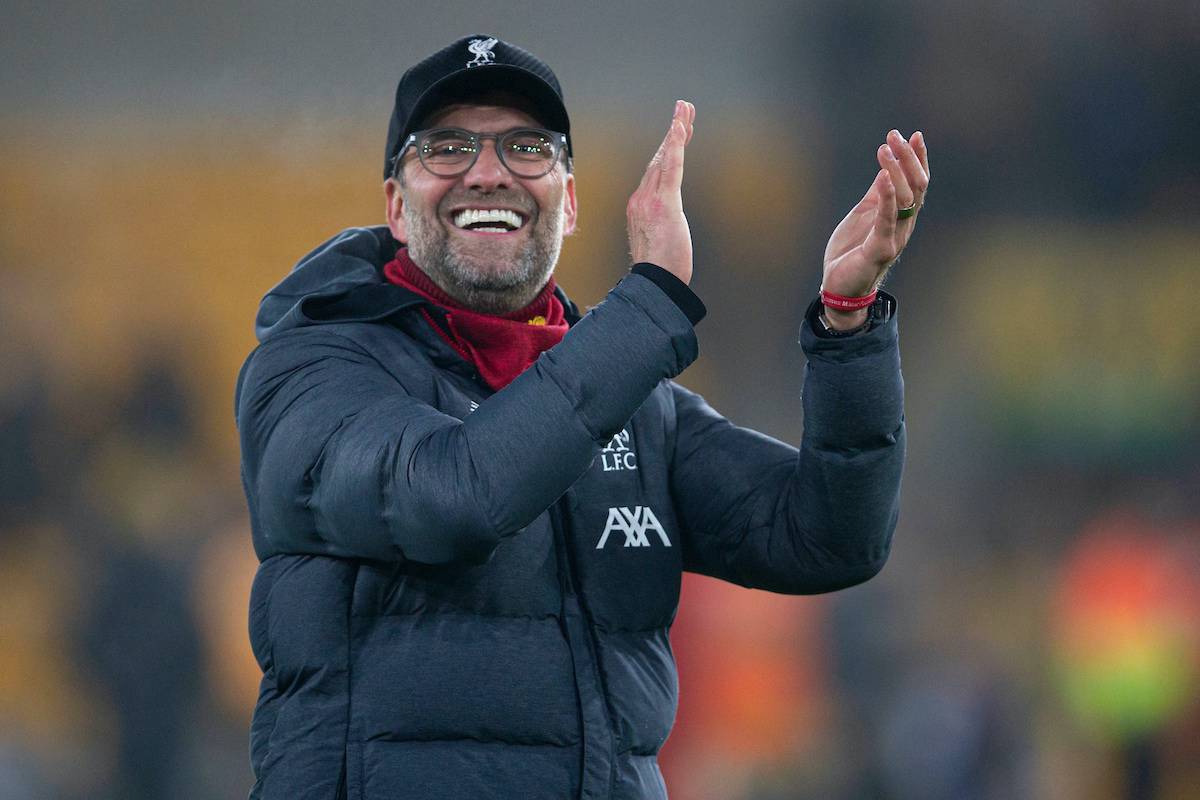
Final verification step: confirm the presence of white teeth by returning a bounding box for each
[453,208,525,230]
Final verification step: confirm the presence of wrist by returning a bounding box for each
[821,306,869,331]
[819,285,876,331]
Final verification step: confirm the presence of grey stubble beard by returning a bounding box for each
[402,193,564,315]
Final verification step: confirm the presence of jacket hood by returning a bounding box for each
[256,225,580,343]
[255,226,419,342]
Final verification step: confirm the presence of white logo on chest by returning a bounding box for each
[596,506,670,549]
[465,38,498,68]
[600,428,637,472]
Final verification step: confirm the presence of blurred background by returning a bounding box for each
[2,1,1199,798]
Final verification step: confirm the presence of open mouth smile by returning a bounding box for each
[451,208,527,234]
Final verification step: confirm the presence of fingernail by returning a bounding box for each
[882,145,895,160]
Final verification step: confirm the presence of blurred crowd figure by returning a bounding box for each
[0,353,252,798]
[2,1,1198,797]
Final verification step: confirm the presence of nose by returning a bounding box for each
[461,139,510,192]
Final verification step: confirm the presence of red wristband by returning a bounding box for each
[820,287,877,311]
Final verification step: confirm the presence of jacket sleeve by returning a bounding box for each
[237,272,699,566]
[670,298,904,594]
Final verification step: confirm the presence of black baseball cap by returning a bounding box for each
[383,35,572,179]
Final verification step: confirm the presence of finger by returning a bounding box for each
[877,143,913,209]
[888,129,928,202]
[636,107,678,193]
[660,116,687,192]
[636,148,661,194]
[877,135,914,209]
[675,100,693,143]
[864,169,898,261]
[654,102,687,180]
[912,130,930,182]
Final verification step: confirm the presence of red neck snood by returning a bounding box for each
[383,248,568,390]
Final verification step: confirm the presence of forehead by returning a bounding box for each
[425,103,543,132]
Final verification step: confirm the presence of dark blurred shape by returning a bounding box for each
[66,359,208,799]
[118,356,194,446]
[0,372,51,530]
[74,520,205,800]
[799,0,1200,222]
[878,665,1034,800]
[1045,5,1200,218]
[1124,735,1160,800]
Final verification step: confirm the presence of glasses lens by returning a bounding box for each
[500,130,559,177]
[418,130,478,175]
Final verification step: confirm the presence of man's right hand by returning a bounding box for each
[627,100,696,286]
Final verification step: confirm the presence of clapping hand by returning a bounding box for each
[627,100,696,286]
[822,130,930,327]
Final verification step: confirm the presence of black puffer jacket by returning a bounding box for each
[236,226,905,800]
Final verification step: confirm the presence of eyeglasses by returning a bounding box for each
[391,127,568,180]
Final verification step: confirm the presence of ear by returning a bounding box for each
[561,172,578,236]
[384,178,408,243]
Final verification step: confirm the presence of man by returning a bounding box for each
[236,34,927,800]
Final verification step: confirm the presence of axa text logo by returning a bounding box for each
[600,428,637,472]
[596,506,671,549]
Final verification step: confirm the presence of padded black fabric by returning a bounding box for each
[236,226,904,799]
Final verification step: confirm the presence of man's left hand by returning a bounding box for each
[821,130,930,327]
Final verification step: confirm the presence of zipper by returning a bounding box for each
[549,494,616,800]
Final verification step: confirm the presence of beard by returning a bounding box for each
[402,187,565,315]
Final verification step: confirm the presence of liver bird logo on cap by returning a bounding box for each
[466,38,499,68]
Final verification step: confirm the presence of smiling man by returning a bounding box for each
[236,34,926,800]
[385,98,575,314]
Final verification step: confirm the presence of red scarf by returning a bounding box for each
[383,249,568,390]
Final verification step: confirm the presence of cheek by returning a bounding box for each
[404,178,452,219]
[534,182,565,218]
[408,200,445,236]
